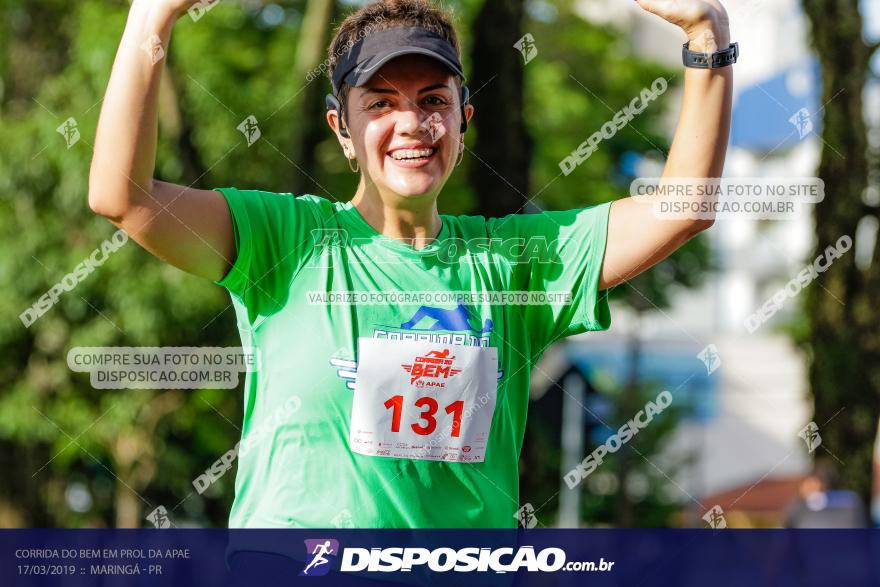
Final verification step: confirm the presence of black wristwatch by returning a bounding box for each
[682,41,739,69]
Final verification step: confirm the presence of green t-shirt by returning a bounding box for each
[214,187,611,528]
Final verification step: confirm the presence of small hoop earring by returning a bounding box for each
[348,156,359,173]
[456,144,465,167]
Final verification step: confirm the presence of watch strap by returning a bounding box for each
[682,41,739,69]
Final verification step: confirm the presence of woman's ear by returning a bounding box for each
[457,102,474,137]
[326,108,347,141]
[464,103,475,126]
[325,94,351,139]
[326,108,356,162]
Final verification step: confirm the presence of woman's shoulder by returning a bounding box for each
[219,188,344,222]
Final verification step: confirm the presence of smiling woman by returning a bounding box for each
[334,52,468,207]
[87,0,733,538]
[323,2,473,243]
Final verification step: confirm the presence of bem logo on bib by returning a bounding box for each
[401,349,462,387]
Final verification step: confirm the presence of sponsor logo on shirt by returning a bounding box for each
[375,302,493,347]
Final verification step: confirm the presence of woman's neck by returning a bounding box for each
[351,182,442,250]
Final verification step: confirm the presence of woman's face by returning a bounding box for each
[329,54,474,202]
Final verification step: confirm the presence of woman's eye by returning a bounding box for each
[369,100,389,110]
[424,96,449,106]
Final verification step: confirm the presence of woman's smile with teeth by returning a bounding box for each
[389,147,437,160]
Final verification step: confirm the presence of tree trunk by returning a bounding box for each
[615,311,642,526]
[114,472,142,528]
[161,62,209,184]
[289,0,335,195]
[800,0,880,503]
[111,391,183,527]
[469,0,532,217]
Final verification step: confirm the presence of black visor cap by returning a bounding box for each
[331,26,465,95]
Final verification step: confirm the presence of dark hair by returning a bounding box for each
[327,0,461,107]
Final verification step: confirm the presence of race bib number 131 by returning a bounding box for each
[350,338,498,463]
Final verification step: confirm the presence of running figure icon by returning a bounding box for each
[302,540,336,575]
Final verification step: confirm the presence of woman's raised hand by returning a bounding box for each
[634,0,730,51]
[150,0,217,22]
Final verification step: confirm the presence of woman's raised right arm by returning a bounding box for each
[88,0,235,281]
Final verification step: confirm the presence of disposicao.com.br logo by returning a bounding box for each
[298,538,615,575]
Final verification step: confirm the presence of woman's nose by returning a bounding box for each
[394,104,427,136]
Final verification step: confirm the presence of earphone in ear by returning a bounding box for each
[460,85,470,134]
[325,94,350,139]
